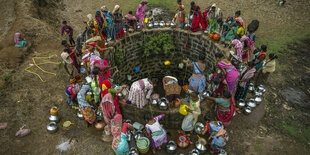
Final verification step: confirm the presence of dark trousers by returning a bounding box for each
[69,35,75,45]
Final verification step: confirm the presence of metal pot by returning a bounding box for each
[165,22,170,27]
[159,97,169,110]
[203,30,209,34]
[154,22,159,28]
[202,90,212,97]
[184,23,190,29]
[47,122,58,134]
[244,106,252,115]
[159,21,165,27]
[258,85,266,93]
[151,99,158,106]
[166,140,177,154]
[127,131,133,142]
[49,115,60,123]
[132,122,144,131]
[134,131,144,140]
[194,122,205,135]
[147,23,153,29]
[137,25,141,31]
[195,141,207,153]
[254,90,263,96]
[129,147,139,155]
[170,22,176,28]
[218,149,227,155]
[238,99,246,108]
[247,99,256,108]
[125,119,132,124]
[189,149,200,155]
[254,96,262,104]
[178,135,189,148]
[248,85,255,93]
[77,111,84,119]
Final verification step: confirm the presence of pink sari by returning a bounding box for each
[94,59,110,86]
[136,4,146,26]
[216,97,235,128]
[217,61,239,94]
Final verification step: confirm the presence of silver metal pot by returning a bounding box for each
[160,21,165,27]
[159,97,168,110]
[147,23,153,29]
[134,130,144,140]
[254,90,263,96]
[202,90,212,97]
[194,122,205,135]
[184,23,190,29]
[247,99,256,108]
[244,106,252,115]
[170,22,176,28]
[189,149,200,155]
[204,30,209,34]
[127,131,133,142]
[254,96,262,104]
[166,140,177,154]
[136,25,141,31]
[49,115,60,123]
[218,149,227,155]
[151,99,158,106]
[238,99,246,108]
[248,85,255,93]
[129,147,139,155]
[77,111,84,119]
[47,122,58,134]
[132,122,144,131]
[154,22,159,28]
[195,141,207,153]
[258,85,266,93]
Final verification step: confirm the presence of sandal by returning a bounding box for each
[15,125,31,137]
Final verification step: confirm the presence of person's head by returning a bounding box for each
[128,11,133,15]
[215,52,224,61]
[177,0,182,5]
[61,40,67,46]
[269,53,278,60]
[95,10,101,17]
[248,29,254,34]
[253,48,261,55]
[199,53,206,62]
[144,113,152,123]
[150,78,158,87]
[101,6,108,13]
[212,77,221,85]
[223,90,231,99]
[92,67,100,75]
[190,92,199,102]
[204,115,211,123]
[191,1,196,8]
[247,61,255,69]
[141,0,148,5]
[62,20,67,25]
[190,10,194,15]
[149,10,153,16]
[235,10,241,17]
[261,45,267,52]
[211,3,216,11]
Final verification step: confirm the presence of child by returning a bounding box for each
[61,21,75,46]
[210,73,226,97]
[147,10,154,23]
[144,113,167,154]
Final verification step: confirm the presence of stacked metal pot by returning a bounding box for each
[47,107,60,134]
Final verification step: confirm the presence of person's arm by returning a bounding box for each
[110,68,119,79]
[154,114,165,120]
[202,125,208,135]
[61,26,65,36]
[146,83,153,99]
[116,85,127,94]
[205,96,216,101]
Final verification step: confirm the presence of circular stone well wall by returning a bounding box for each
[107,28,227,129]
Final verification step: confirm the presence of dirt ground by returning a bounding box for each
[1,0,310,154]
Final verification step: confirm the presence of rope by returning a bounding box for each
[25,54,61,82]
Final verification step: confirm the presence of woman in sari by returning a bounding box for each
[235,10,245,28]
[65,84,80,107]
[205,90,235,127]
[221,18,237,47]
[144,113,167,154]
[175,5,186,28]
[255,53,277,86]
[61,51,82,84]
[101,80,127,114]
[215,53,239,94]
[92,58,110,87]
[163,75,181,108]
[235,62,256,101]
[241,36,255,63]
[113,5,125,39]
[128,78,155,109]
[101,6,116,40]
[77,84,96,125]
[136,0,148,27]
[14,33,27,47]
[186,54,206,100]
[230,38,243,63]
[111,114,134,155]
[202,117,229,153]
[191,5,202,32]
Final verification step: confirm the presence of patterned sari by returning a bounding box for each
[217,61,239,94]
[145,115,167,148]
[77,85,96,124]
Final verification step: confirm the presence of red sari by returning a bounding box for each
[201,9,209,31]
[191,6,202,32]
[101,80,121,114]
[216,97,235,128]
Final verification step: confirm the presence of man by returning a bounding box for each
[76,31,86,57]
[61,21,75,46]
[124,11,137,32]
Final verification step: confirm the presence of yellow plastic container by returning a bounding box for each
[179,105,189,116]
[164,61,171,66]
[144,18,149,23]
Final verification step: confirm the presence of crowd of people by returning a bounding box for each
[58,0,278,154]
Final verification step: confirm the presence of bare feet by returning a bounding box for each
[152,148,156,154]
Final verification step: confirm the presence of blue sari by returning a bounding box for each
[114,133,129,155]
[103,11,116,39]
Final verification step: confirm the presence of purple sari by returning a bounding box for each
[217,61,239,93]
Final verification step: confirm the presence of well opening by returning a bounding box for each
[107,28,226,128]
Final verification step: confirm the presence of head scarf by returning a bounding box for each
[14,33,21,45]
[101,6,108,12]
[112,5,120,14]
[140,0,148,3]
[101,80,112,96]
[87,14,93,22]
[211,3,216,8]
[101,93,115,120]
[96,10,101,15]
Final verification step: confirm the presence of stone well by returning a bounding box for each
[107,27,227,129]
